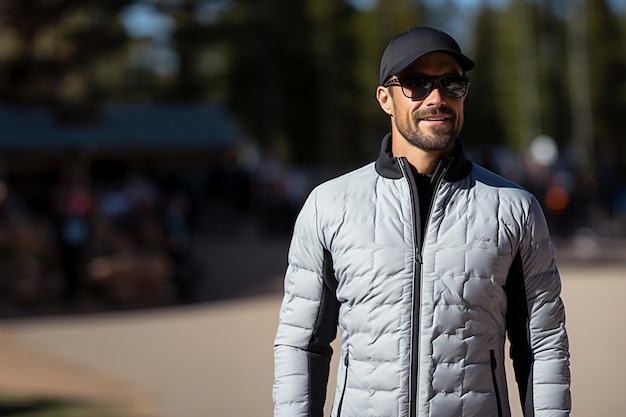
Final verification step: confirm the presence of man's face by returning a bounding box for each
[384,52,467,152]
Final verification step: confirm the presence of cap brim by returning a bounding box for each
[383,49,475,84]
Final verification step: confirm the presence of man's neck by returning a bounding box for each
[391,135,455,174]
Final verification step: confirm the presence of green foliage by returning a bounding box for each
[463,6,508,149]
[0,0,132,121]
[466,0,626,176]
[0,0,624,170]
[585,0,626,166]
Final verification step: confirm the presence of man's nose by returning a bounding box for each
[423,81,445,106]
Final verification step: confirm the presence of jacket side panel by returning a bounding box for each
[274,187,339,417]
[504,251,532,411]
[517,195,571,417]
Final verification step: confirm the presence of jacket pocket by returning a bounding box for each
[336,351,349,417]
[490,350,503,417]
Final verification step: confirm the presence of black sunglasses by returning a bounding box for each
[383,74,470,100]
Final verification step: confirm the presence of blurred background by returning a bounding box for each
[0,0,625,316]
[0,0,625,416]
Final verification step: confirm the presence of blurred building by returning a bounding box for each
[0,103,254,314]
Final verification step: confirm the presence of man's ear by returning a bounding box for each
[376,86,393,116]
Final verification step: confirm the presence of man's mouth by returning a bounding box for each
[420,116,448,122]
[417,107,454,123]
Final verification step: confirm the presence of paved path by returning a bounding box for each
[0,296,281,417]
[1,240,625,416]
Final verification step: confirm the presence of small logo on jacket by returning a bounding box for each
[473,235,494,247]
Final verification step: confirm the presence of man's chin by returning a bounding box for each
[407,136,455,152]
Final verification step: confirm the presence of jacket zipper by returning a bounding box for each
[490,350,504,417]
[398,159,421,417]
[336,351,349,416]
[398,158,450,417]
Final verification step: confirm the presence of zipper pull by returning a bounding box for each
[415,248,423,265]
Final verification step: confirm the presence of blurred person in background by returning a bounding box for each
[273,27,570,417]
[54,163,93,304]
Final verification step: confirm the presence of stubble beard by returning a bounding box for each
[395,107,463,152]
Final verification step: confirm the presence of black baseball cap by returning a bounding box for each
[379,26,475,85]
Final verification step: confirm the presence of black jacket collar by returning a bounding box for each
[374,133,473,182]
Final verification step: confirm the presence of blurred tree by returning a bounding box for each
[307,0,360,166]
[354,0,427,161]
[463,6,508,150]
[465,1,571,153]
[0,0,132,122]
[154,0,224,102]
[210,0,428,166]
[215,0,318,163]
[215,0,372,166]
[304,0,426,165]
[508,0,542,151]
[464,2,532,152]
[534,0,570,147]
[585,0,626,170]
[0,0,624,171]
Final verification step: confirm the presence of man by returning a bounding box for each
[273,26,571,417]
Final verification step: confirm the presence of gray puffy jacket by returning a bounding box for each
[273,135,571,417]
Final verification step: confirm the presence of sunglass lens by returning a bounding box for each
[402,76,431,99]
[441,76,468,98]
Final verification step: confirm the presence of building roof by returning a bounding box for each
[0,103,248,152]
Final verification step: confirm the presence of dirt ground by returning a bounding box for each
[0,239,624,417]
